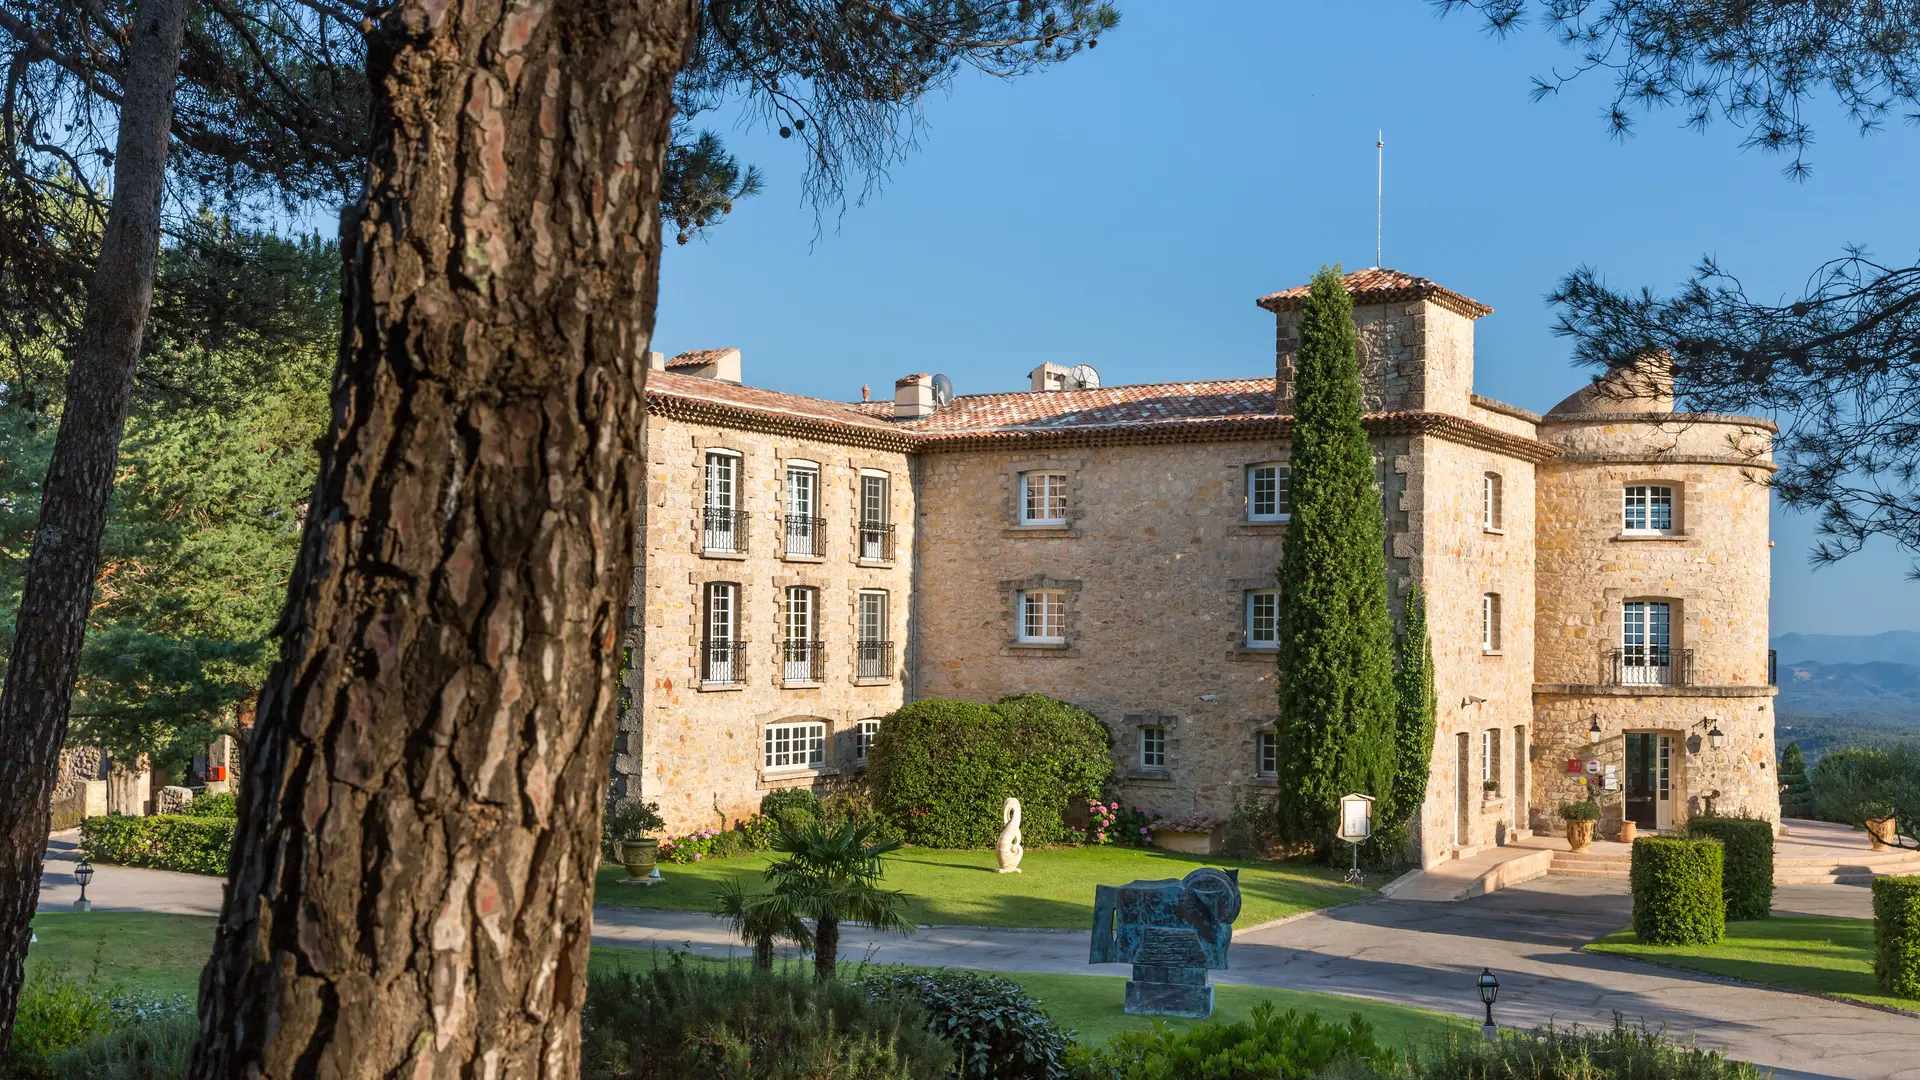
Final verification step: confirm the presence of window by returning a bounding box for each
[1482,472,1504,531]
[1140,726,1167,770]
[860,473,892,560]
[1658,734,1672,801]
[1257,730,1278,778]
[1480,729,1494,783]
[783,586,819,683]
[703,451,741,552]
[1481,593,1502,652]
[855,719,881,762]
[764,721,825,771]
[1248,463,1291,521]
[857,590,890,679]
[1621,600,1673,684]
[702,583,740,684]
[1622,484,1676,534]
[785,463,820,556]
[1018,589,1067,643]
[1019,471,1068,525]
[1245,589,1280,649]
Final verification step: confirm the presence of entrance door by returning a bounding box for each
[1624,732,1657,830]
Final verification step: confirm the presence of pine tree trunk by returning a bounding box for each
[0,0,188,1056]
[814,915,840,983]
[189,2,692,1075]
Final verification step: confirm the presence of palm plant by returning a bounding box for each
[711,879,812,972]
[764,819,916,982]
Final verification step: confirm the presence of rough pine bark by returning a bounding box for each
[0,0,189,1054]
[190,2,693,1075]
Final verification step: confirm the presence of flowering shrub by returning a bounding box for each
[658,827,722,863]
[1086,801,1121,845]
[1113,805,1158,848]
[739,812,781,849]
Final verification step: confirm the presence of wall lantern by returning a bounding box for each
[1476,967,1500,1041]
[74,857,94,913]
[1588,717,1602,745]
[1697,717,1725,750]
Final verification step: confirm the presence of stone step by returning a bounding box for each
[1549,863,1630,880]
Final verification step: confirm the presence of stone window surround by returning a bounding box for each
[1607,591,1686,662]
[686,568,753,691]
[775,450,827,562]
[999,575,1082,656]
[1121,711,1179,782]
[771,570,831,688]
[1619,478,1687,538]
[1482,470,1505,534]
[1245,718,1279,786]
[1481,591,1504,655]
[689,434,749,558]
[1002,456,1086,537]
[756,713,842,789]
[848,586,893,685]
[848,460,897,564]
[1227,577,1282,661]
[1228,451,1291,532]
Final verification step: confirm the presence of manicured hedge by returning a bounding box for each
[865,970,1072,1080]
[868,693,1112,849]
[1630,836,1725,946]
[1684,816,1775,921]
[79,813,235,876]
[1874,875,1920,999]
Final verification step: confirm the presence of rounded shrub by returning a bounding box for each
[1873,875,1920,999]
[179,791,237,818]
[79,813,236,876]
[869,694,1112,849]
[1684,815,1775,921]
[866,970,1072,1080]
[1631,836,1726,946]
[761,788,824,830]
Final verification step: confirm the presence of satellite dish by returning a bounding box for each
[930,373,954,406]
[1070,364,1101,389]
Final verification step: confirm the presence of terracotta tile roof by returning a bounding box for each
[845,400,895,418]
[900,378,1275,435]
[1256,267,1492,319]
[647,370,905,432]
[667,348,734,369]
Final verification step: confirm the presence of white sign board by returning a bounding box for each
[1336,792,1374,844]
[1584,759,1602,776]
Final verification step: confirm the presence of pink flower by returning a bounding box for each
[1138,827,1148,835]
[692,853,703,862]
[1096,833,1107,842]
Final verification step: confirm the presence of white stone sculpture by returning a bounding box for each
[997,796,1024,873]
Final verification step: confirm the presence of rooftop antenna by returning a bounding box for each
[1374,130,1384,270]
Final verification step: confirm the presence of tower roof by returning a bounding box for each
[1256,268,1492,320]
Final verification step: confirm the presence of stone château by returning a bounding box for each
[619,269,1780,866]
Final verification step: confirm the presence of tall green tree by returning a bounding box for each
[1778,741,1814,819]
[1273,266,1399,849]
[1390,583,1438,835]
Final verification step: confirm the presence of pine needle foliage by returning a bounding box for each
[1390,583,1439,831]
[1273,266,1399,850]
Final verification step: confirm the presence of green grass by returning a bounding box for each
[589,948,1470,1048]
[28,914,1463,1050]
[597,845,1369,929]
[1587,915,1919,1014]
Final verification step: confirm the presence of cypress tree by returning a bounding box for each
[1274,266,1399,848]
[1390,582,1439,829]
[1779,741,1814,818]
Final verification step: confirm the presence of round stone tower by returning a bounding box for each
[1531,358,1781,834]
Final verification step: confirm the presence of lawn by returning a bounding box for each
[596,844,1369,929]
[27,913,1466,1050]
[1587,916,1919,1014]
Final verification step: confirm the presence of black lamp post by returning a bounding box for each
[73,858,94,912]
[1477,967,1499,1042]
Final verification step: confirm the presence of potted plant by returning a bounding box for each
[1482,780,1500,799]
[604,799,665,882]
[1559,799,1600,851]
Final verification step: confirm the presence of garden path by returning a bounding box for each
[38,836,1912,1080]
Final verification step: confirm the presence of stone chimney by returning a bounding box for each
[665,347,742,384]
[647,351,666,372]
[894,373,935,419]
[1029,362,1073,391]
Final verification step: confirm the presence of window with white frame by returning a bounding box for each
[859,472,892,560]
[1017,589,1067,644]
[785,462,820,556]
[1481,593,1502,652]
[1245,589,1280,649]
[1247,463,1291,521]
[857,590,890,679]
[1482,472,1504,531]
[1621,600,1674,684]
[782,586,819,682]
[1140,725,1167,770]
[1257,730,1278,778]
[1622,484,1676,534]
[702,582,739,683]
[1480,728,1498,783]
[764,721,826,771]
[703,451,741,552]
[1019,471,1068,525]
[854,719,881,761]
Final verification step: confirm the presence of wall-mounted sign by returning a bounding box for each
[1566,759,1583,774]
[1584,759,1602,776]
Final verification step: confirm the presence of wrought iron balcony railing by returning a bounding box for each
[858,521,895,562]
[856,640,894,680]
[702,507,749,554]
[701,639,745,685]
[781,639,826,684]
[1768,648,1778,686]
[784,514,827,557]
[1607,646,1694,688]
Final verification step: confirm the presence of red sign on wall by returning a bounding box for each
[1566,759,1583,774]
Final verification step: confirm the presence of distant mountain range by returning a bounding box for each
[1769,632,1920,758]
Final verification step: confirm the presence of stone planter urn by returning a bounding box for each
[1566,819,1595,852]
[1617,819,1637,845]
[1866,817,1899,851]
[619,838,660,881]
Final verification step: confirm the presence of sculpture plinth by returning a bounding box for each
[1089,867,1241,1018]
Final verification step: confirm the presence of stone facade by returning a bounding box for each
[625,269,1780,861]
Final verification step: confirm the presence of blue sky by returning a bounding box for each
[650,1,1920,636]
